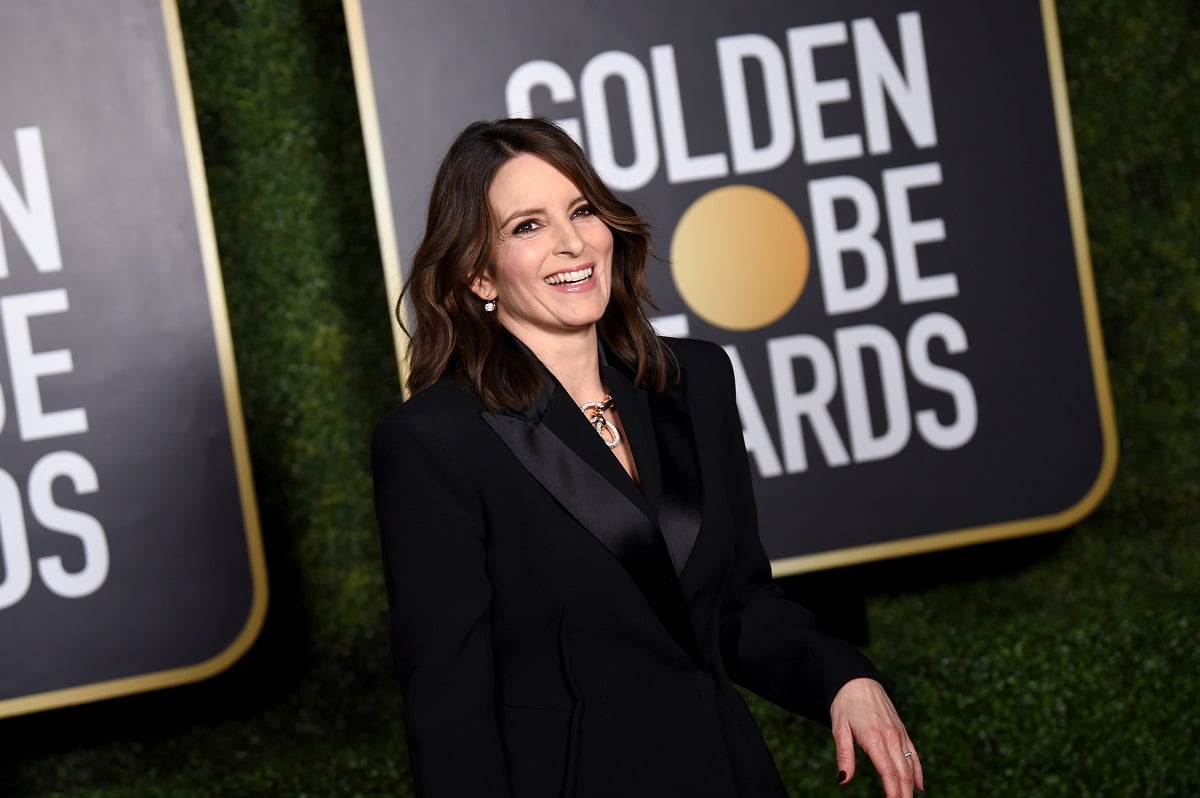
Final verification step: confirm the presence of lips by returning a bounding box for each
[544,265,594,286]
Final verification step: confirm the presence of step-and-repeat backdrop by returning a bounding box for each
[0,0,265,717]
[346,0,1117,573]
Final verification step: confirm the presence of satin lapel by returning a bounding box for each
[482,391,703,666]
[646,366,704,576]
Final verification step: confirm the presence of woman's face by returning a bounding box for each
[474,153,614,349]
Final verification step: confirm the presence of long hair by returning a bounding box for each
[401,117,677,411]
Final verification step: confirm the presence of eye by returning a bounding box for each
[572,204,597,219]
[511,218,541,236]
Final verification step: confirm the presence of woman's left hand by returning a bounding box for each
[829,677,925,796]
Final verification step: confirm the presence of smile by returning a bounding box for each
[544,266,594,286]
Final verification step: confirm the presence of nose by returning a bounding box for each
[555,220,584,256]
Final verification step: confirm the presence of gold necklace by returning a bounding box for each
[580,394,620,449]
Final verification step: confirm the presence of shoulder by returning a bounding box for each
[660,336,734,381]
[657,337,739,422]
[372,378,485,458]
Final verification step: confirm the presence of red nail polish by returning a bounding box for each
[838,770,847,785]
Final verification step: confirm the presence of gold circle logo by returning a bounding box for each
[670,185,810,331]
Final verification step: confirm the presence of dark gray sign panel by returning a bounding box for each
[0,1,266,717]
[346,0,1116,573]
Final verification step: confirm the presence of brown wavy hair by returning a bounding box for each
[400,117,677,412]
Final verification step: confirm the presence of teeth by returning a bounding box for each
[545,266,593,285]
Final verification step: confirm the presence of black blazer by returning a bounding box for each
[372,337,883,798]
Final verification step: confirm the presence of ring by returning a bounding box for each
[903,751,914,758]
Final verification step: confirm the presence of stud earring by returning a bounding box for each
[484,298,497,313]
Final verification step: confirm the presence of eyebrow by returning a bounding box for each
[497,195,589,230]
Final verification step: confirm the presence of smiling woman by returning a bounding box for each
[398,119,673,416]
[471,153,615,353]
[373,117,924,798]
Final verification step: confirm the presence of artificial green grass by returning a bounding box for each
[2,0,1197,795]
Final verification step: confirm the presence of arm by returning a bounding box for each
[709,346,924,795]
[371,410,512,798]
[711,345,879,721]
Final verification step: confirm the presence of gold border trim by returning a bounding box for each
[0,0,269,719]
[343,0,409,393]
[771,0,1119,576]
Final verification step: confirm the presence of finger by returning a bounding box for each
[832,720,856,786]
[893,744,917,798]
[864,728,913,798]
[889,737,919,798]
[897,733,924,792]
[905,744,926,793]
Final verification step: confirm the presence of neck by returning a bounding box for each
[505,323,606,406]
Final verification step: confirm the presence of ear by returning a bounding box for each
[469,272,496,302]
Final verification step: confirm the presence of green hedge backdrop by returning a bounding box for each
[2,1,1197,795]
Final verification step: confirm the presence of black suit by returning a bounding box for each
[372,337,883,797]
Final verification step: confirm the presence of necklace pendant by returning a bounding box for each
[592,415,621,449]
[580,394,621,449]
